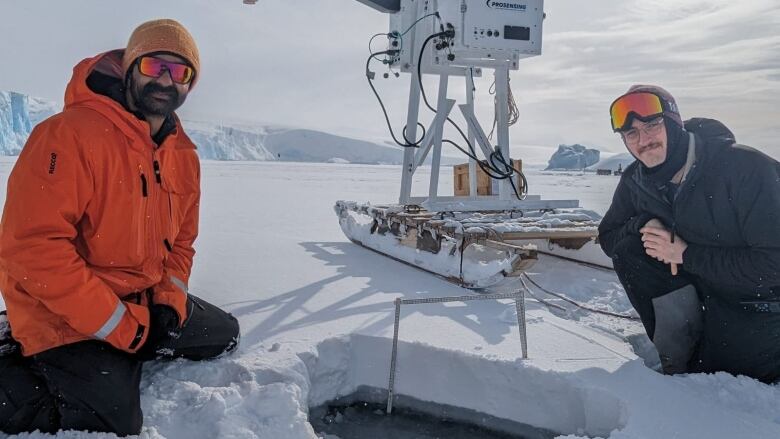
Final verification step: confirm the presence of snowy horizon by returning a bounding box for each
[3,90,626,167]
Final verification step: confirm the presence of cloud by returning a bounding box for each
[0,0,777,157]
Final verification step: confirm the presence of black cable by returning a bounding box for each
[368,33,389,55]
[365,28,526,200]
[416,33,503,174]
[416,32,450,112]
[365,30,502,176]
[366,50,424,148]
[399,12,439,37]
[492,148,529,199]
[416,31,525,200]
[521,273,640,321]
[519,278,569,313]
[443,140,512,181]
[362,13,440,150]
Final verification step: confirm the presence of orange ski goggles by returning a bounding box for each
[137,56,195,85]
[609,92,665,132]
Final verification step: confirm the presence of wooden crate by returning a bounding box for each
[454,160,523,196]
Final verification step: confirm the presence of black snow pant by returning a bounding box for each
[612,235,780,382]
[0,294,239,436]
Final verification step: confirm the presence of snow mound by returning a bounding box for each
[140,350,315,439]
[7,305,780,439]
[131,333,780,439]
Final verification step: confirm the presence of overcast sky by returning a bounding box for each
[1,0,778,158]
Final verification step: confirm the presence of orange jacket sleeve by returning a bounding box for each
[0,117,150,353]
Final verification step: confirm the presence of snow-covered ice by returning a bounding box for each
[1,158,779,439]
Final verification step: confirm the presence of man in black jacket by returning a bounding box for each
[599,84,780,382]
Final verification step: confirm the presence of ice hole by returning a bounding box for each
[303,335,627,438]
[310,387,558,439]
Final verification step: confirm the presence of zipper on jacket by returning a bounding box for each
[154,153,171,254]
[153,160,162,184]
[149,177,160,260]
[140,174,148,197]
[149,151,169,259]
[166,190,175,249]
[154,151,176,252]
[136,164,148,259]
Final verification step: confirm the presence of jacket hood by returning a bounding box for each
[684,118,736,147]
[63,49,188,146]
[628,118,734,196]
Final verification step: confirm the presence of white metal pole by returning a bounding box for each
[466,69,477,198]
[428,73,450,203]
[495,64,511,201]
[387,297,402,414]
[399,65,422,205]
[398,0,427,205]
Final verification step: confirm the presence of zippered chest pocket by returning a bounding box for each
[157,150,199,242]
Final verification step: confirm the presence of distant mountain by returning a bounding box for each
[0,90,412,165]
[545,144,600,170]
[182,121,276,161]
[0,91,459,166]
[184,121,411,164]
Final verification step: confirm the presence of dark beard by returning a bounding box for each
[131,82,184,116]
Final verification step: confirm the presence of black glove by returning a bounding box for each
[136,304,180,361]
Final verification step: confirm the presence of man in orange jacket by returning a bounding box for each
[0,19,239,436]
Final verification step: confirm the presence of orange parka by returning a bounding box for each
[0,50,200,356]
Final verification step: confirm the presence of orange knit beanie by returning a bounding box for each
[122,19,200,85]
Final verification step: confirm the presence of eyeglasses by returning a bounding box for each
[621,117,665,145]
[609,92,664,132]
[137,56,195,85]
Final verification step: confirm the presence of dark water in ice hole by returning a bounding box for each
[309,387,558,439]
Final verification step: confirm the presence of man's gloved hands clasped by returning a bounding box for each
[136,304,180,361]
